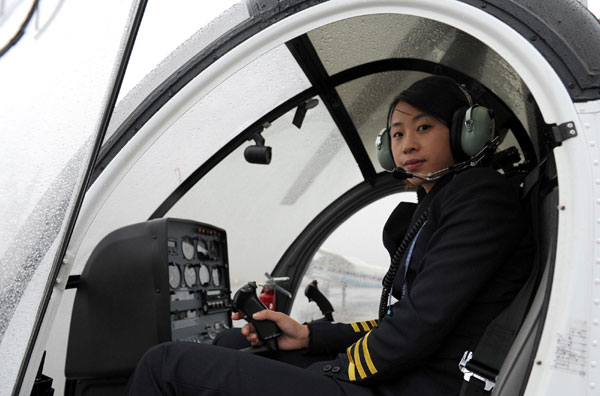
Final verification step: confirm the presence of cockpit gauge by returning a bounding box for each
[199,265,210,285]
[184,265,197,287]
[212,267,221,287]
[197,239,209,259]
[167,239,177,256]
[168,264,181,289]
[210,241,219,259]
[182,238,195,260]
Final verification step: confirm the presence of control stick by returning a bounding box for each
[305,280,334,322]
[232,281,281,351]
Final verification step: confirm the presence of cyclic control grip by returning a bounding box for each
[232,281,281,351]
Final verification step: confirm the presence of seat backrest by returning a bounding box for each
[492,183,558,395]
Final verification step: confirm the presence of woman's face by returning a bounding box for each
[390,101,456,192]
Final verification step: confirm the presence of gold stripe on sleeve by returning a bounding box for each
[360,321,370,331]
[347,345,356,381]
[350,322,361,332]
[353,339,367,379]
[362,331,378,375]
[369,320,378,328]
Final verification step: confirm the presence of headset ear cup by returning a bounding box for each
[460,106,495,157]
[450,107,468,162]
[376,127,396,171]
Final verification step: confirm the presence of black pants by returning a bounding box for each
[124,330,375,396]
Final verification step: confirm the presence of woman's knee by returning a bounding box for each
[137,342,174,374]
[212,328,249,349]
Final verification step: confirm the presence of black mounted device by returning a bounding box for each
[65,218,231,395]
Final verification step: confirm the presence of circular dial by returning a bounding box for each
[211,267,220,287]
[182,238,195,260]
[168,264,181,289]
[199,265,210,285]
[184,265,197,287]
[196,239,209,259]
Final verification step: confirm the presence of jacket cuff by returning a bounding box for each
[307,321,337,354]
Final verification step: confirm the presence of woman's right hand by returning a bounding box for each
[232,310,309,351]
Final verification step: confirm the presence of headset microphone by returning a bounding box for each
[391,167,447,182]
[391,136,500,182]
[391,168,412,180]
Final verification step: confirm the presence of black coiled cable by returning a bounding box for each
[378,209,430,321]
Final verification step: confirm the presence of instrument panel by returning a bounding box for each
[166,220,232,342]
[66,217,233,388]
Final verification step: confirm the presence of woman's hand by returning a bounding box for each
[232,310,309,350]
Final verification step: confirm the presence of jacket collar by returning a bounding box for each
[413,172,455,220]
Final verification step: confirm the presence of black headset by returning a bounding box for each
[375,82,496,171]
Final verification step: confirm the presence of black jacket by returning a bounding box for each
[306,167,535,396]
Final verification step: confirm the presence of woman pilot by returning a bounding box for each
[125,76,534,396]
